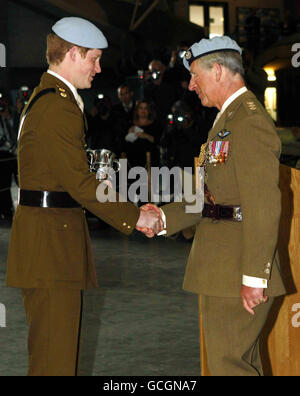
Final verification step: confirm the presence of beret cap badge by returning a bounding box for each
[185,50,192,60]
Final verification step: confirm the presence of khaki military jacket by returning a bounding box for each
[162,90,286,297]
[6,72,140,290]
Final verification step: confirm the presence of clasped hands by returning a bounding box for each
[136,203,164,238]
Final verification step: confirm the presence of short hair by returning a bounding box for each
[46,33,90,65]
[117,83,133,94]
[197,50,245,77]
[133,99,155,122]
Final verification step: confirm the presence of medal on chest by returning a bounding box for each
[208,140,230,165]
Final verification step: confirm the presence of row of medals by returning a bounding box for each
[197,140,229,173]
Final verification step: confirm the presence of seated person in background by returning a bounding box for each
[125,99,162,168]
[87,94,119,154]
[160,100,212,170]
[144,59,181,124]
[114,83,135,117]
[112,84,135,154]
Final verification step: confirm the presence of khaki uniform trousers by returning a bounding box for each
[201,295,274,376]
[21,288,83,376]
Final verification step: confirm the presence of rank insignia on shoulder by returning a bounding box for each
[60,92,67,98]
[58,87,66,92]
[246,101,257,111]
[218,129,231,139]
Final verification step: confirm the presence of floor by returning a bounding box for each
[0,185,200,376]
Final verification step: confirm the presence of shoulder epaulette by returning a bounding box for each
[242,99,262,116]
[56,85,69,99]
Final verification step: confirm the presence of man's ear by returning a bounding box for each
[213,63,222,82]
[68,46,78,62]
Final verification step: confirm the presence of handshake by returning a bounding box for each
[135,203,165,238]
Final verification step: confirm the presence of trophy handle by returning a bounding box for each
[113,159,121,173]
[87,150,94,165]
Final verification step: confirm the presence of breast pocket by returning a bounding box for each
[206,139,239,204]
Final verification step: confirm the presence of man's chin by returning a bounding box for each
[78,82,92,90]
[199,96,210,107]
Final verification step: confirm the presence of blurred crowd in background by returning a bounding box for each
[0,41,296,224]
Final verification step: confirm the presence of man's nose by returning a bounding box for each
[95,61,101,74]
[188,77,196,92]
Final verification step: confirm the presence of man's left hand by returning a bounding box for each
[241,285,268,315]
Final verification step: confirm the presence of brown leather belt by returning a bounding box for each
[19,189,81,208]
[202,203,242,222]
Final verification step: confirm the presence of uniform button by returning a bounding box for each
[264,268,270,274]
[123,222,127,226]
[64,224,68,228]
[266,262,271,268]
[127,225,131,229]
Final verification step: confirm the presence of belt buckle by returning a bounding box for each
[233,206,242,222]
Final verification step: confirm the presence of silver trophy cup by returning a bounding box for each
[87,149,121,181]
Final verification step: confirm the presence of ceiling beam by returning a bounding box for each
[47,0,109,25]
[129,0,160,31]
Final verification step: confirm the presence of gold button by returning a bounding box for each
[266,262,271,268]
[127,225,131,229]
[264,268,270,274]
[64,224,68,228]
[123,222,127,226]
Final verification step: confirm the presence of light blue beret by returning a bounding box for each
[52,17,108,49]
[183,36,242,70]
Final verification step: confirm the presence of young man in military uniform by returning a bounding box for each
[144,36,286,375]
[6,17,163,376]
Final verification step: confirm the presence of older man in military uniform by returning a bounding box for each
[6,17,162,376]
[144,36,286,375]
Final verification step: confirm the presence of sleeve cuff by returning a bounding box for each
[243,275,268,288]
[158,208,167,235]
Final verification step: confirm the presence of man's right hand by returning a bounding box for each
[136,205,164,238]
